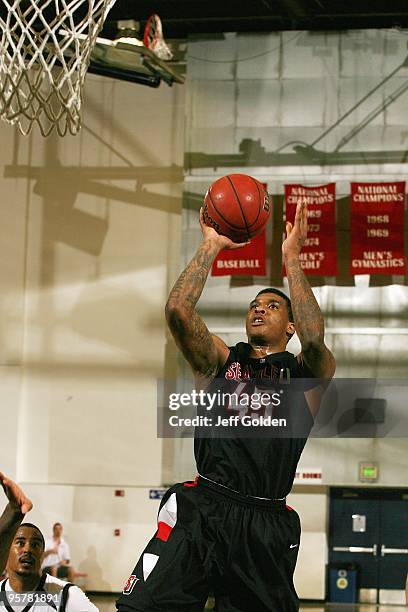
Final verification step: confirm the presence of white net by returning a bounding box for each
[143,14,173,61]
[149,36,173,61]
[0,0,116,136]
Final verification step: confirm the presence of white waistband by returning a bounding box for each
[198,474,286,501]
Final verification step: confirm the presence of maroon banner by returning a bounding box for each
[284,183,337,276]
[350,181,406,275]
[212,230,266,276]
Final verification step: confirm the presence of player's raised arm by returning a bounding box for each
[0,472,33,574]
[282,199,336,379]
[165,208,247,378]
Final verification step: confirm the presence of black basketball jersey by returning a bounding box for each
[194,343,315,499]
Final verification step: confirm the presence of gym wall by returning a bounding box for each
[0,73,184,589]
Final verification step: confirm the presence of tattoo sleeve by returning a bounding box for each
[284,254,325,346]
[284,254,335,378]
[166,240,226,377]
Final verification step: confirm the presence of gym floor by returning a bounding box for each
[90,593,407,611]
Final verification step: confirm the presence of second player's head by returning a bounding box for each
[6,523,45,580]
[245,288,295,347]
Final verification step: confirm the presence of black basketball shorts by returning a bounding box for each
[116,477,301,612]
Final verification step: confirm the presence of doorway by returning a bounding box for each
[329,487,408,604]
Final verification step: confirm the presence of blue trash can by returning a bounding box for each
[328,563,358,603]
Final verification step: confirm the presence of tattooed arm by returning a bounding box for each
[282,200,336,379]
[166,209,248,378]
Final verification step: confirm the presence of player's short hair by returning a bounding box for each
[255,288,294,322]
[19,523,45,549]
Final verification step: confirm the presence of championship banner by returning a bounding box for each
[284,183,337,276]
[211,230,266,276]
[350,181,406,275]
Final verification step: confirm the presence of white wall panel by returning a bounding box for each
[188,80,236,129]
[339,30,407,77]
[287,491,327,600]
[281,31,339,79]
[18,367,162,486]
[280,79,328,126]
[187,127,236,156]
[295,532,327,599]
[236,33,281,80]
[237,80,282,127]
[0,181,28,365]
[188,33,238,81]
[0,366,22,478]
[338,76,408,127]
[21,483,162,591]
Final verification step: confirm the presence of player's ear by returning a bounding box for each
[286,321,295,337]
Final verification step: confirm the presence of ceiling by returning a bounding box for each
[101,0,408,40]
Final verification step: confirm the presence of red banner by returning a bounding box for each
[284,183,337,276]
[350,181,406,275]
[212,230,266,276]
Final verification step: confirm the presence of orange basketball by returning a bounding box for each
[203,174,271,243]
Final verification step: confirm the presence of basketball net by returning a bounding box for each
[143,14,173,61]
[0,0,116,136]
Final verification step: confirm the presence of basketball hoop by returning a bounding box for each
[143,14,173,61]
[0,0,116,136]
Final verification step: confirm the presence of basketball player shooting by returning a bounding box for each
[116,198,335,612]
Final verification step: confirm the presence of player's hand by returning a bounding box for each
[200,208,250,251]
[0,471,33,516]
[282,198,308,258]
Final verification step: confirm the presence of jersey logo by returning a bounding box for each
[225,362,250,381]
[225,361,284,382]
[225,362,242,381]
[123,575,139,594]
